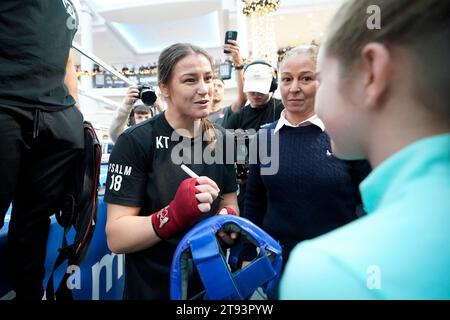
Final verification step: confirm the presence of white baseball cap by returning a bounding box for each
[243,63,274,94]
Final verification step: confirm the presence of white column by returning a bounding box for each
[236,0,249,58]
[80,2,94,90]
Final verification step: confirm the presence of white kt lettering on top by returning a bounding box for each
[156,136,169,149]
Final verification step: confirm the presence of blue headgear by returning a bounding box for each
[170,215,282,300]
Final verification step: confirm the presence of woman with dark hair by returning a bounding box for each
[281,0,450,299]
[104,43,238,299]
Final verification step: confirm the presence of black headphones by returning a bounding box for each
[244,60,278,93]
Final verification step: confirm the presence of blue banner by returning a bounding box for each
[0,164,124,300]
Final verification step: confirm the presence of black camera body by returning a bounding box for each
[233,129,255,184]
[236,163,250,184]
[138,83,157,106]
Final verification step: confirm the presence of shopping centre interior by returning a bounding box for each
[73,0,344,138]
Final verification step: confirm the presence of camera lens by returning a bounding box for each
[139,86,157,106]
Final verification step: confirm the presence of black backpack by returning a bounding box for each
[46,121,102,300]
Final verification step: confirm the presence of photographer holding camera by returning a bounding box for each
[109,84,163,143]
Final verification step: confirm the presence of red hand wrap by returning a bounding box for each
[216,206,238,216]
[151,178,202,240]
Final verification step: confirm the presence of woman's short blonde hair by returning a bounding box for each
[282,45,319,65]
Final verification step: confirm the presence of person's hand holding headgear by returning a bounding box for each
[171,215,283,300]
[216,207,237,216]
[151,177,220,240]
[215,207,239,246]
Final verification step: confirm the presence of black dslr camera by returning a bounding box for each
[234,129,255,184]
[138,83,157,106]
[236,163,250,183]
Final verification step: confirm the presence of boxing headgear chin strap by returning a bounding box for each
[170,215,282,300]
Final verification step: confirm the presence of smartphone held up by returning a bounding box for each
[224,30,238,54]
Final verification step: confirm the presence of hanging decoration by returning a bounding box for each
[242,0,281,17]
